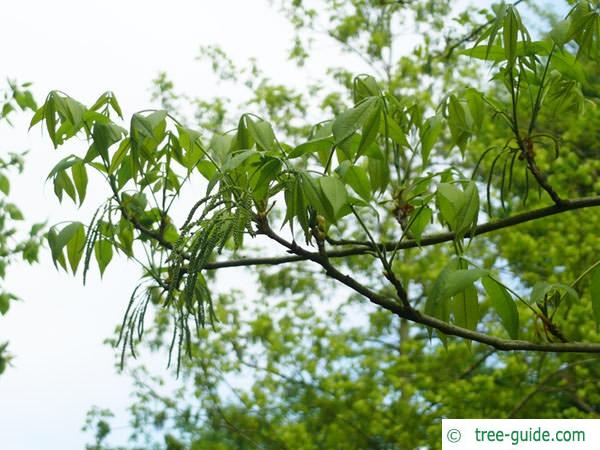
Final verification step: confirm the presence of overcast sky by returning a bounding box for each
[0,1,327,449]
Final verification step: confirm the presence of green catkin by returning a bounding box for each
[136,292,152,341]
[176,312,185,376]
[184,321,192,361]
[233,194,252,249]
[116,283,142,349]
[166,194,226,305]
[127,306,139,359]
[120,330,129,370]
[216,218,235,255]
[487,150,505,216]
[182,228,211,308]
[500,153,509,212]
[472,146,497,180]
[167,225,205,305]
[523,165,530,205]
[83,204,106,284]
[508,150,518,192]
[167,317,178,369]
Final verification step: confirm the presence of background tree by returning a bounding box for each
[0,81,44,375]
[25,0,600,448]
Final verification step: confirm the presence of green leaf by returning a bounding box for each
[246,116,276,152]
[567,5,600,60]
[482,277,519,339]
[47,155,79,180]
[447,95,472,153]
[62,97,86,130]
[130,111,165,156]
[222,150,256,172]
[550,19,571,46]
[454,182,479,238]
[57,222,82,250]
[47,229,61,268]
[459,45,506,62]
[299,173,332,221]
[71,161,88,205]
[408,206,432,245]
[53,171,77,203]
[356,100,382,160]
[29,104,45,129]
[591,266,600,330]
[440,268,488,300]
[109,94,123,118]
[233,116,253,150]
[367,155,390,194]
[420,116,442,167]
[6,203,23,220]
[94,240,113,276]
[530,281,578,306]
[436,182,479,238]
[250,158,282,200]
[384,116,409,147]
[353,75,380,101]
[0,174,9,195]
[94,122,126,161]
[465,89,485,132]
[426,259,459,325]
[109,138,131,174]
[319,176,348,219]
[89,92,109,112]
[459,41,546,62]
[452,284,479,334]
[503,6,519,67]
[0,294,9,315]
[289,137,334,159]
[336,161,371,201]
[332,97,380,145]
[66,223,86,274]
[551,51,586,84]
[436,183,463,230]
[47,222,82,270]
[530,281,552,305]
[44,92,58,147]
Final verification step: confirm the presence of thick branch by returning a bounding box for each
[257,219,600,354]
[204,195,600,270]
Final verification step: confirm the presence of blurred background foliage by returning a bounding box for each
[0,81,44,375]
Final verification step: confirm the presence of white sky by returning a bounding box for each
[0,1,328,449]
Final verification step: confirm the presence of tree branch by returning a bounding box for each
[524,152,563,205]
[256,217,600,354]
[203,195,600,270]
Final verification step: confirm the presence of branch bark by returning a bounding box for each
[203,195,600,270]
[256,217,600,354]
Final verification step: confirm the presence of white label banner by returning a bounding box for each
[442,419,599,449]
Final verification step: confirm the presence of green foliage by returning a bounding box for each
[31,0,600,370]
[0,81,44,374]
[59,0,600,448]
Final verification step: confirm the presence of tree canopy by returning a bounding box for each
[36,0,600,359]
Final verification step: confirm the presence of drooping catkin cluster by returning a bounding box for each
[158,188,254,371]
[111,182,255,372]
